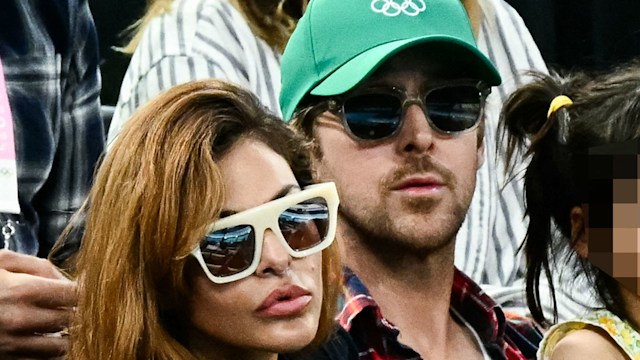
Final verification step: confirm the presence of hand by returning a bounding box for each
[0,250,76,359]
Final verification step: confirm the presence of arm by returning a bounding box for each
[34,0,104,255]
[108,0,280,144]
[0,0,98,356]
[549,329,627,360]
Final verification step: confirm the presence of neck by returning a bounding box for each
[619,284,640,332]
[340,223,467,358]
[461,0,482,38]
[187,327,278,360]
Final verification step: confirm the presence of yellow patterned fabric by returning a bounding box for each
[538,309,640,359]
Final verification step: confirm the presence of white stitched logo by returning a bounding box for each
[370,0,426,17]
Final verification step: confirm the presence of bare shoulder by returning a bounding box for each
[550,328,628,360]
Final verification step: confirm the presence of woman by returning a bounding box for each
[64,79,355,359]
[501,60,640,359]
[107,0,307,143]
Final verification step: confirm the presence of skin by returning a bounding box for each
[565,178,640,358]
[314,48,484,264]
[312,47,485,359]
[185,139,323,360]
[0,250,75,359]
[461,0,482,38]
[550,328,628,360]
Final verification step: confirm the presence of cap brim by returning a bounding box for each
[310,36,501,97]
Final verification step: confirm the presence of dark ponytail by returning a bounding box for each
[501,60,640,326]
[501,71,585,326]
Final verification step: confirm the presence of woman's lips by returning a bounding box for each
[257,285,312,317]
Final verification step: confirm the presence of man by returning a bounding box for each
[0,0,104,358]
[280,0,540,358]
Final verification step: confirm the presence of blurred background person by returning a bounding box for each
[106,0,307,144]
[0,0,104,358]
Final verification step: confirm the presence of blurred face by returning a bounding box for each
[585,151,640,295]
[186,139,323,357]
[312,48,485,256]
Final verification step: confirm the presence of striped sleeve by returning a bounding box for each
[455,0,597,321]
[108,54,234,143]
[107,0,281,146]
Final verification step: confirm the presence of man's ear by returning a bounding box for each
[476,122,485,170]
[571,206,588,258]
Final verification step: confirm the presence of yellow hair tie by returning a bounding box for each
[547,95,573,119]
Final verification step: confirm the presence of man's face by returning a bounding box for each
[310,48,485,257]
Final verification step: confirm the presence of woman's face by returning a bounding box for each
[186,139,323,356]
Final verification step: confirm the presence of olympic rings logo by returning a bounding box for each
[371,0,427,17]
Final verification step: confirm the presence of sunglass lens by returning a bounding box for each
[425,86,482,132]
[201,225,255,278]
[278,197,329,252]
[343,94,402,140]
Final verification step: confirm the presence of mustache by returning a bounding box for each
[382,156,456,188]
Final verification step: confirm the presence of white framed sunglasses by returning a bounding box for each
[191,182,339,284]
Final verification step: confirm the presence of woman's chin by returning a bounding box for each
[258,319,319,354]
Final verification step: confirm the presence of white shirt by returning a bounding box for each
[456,0,595,321]
[107,0,282,145]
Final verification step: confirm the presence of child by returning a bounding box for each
[501,60,640,359]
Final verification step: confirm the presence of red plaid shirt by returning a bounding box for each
[337,268,541,360]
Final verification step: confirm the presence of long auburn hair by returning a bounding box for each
[121,0,307,54]
[65,79,340,359]
[500,60,640,326]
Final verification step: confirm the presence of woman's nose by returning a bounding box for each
[255,229,292,277]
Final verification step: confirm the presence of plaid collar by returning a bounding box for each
[337,267,540,360]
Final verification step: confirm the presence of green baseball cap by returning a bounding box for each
[280,0,502,122]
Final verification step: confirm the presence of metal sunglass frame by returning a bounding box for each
[322,80,491,141]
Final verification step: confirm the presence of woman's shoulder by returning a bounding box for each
[280,326,359,360]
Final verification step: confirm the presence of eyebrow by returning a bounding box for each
[360,78,389,88]
[218,184,300,218]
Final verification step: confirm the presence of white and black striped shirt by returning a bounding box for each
[107,0,281,145]
[457,0,595,321]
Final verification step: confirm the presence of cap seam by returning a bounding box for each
[307,0,320,82]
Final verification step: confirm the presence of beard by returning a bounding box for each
[337,155,473,266]
[339,197,468,264]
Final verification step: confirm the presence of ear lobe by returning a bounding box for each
[476,137,485,170]
[571,206,588,258]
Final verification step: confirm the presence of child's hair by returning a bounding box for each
[61,79,340,359]
[500,59,640,326]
